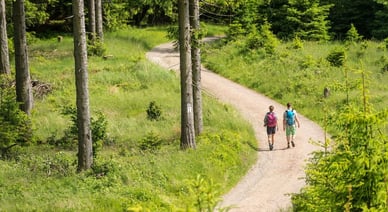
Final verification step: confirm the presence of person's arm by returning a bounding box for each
[263,114,267,127]
[283,112,286,131]
[295,112,300,128]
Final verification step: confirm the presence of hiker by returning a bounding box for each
[264,105,278,151]
[283,102,300,148]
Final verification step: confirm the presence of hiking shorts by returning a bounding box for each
[267,126,276,135]
[286,125,296,136]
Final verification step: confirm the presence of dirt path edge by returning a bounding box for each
[146,41,325,212]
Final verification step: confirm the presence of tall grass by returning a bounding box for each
[0,26,257,211]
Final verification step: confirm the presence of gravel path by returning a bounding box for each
[146,41,325,212]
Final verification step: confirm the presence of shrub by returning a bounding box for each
[138,132,162,151]
[0,76,33,159]
[292,71,388,211]
[57,106,108,157]
[345,23,363,43]
[291,36,303,49]
[326,48,346,67]
[146,101,162,121]
[188,175,222,212]
[245,22,279,54]
[226,22,245,41]
[87,38,106,57]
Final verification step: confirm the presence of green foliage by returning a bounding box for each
[188,175,222,212]
[245,22,279,54]
[58,106,108,158]
[226,22,246,41]
[0,76,33,159]
[146,101,162,121]
[36,151,76,177]
[290,36,303,49]
[326,48,346,67]
[384,37,388,49]
[166,25,179,49]
[292,72,388,211]
[286,1,332,41]
[87,38,107,57]
[138,131,163,151]
[166,23,209,49]
[103,2,131,31]
[346,23,363,43]
[202,37,388,210]
[1,28,257,211]
[253,0,332,41]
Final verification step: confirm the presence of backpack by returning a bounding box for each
[286,110,295,126]
[266,112,277,127]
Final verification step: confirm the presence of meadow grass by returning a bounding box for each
[0,26,257,211]
[202,38,388,134]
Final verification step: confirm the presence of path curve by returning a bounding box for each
[146,40,324,212]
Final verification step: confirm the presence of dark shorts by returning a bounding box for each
[266,126,276,135]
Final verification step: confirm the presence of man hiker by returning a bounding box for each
[283,102,300,148]
[264,105,278,151]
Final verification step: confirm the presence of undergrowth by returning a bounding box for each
[0,26,257,211]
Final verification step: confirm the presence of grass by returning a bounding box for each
[0,25,257,211]
[201,38,388,134]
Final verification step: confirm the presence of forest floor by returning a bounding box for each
[146,39,325,212]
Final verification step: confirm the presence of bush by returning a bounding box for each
[88,38,106,57]
[138,132,163,151]
[345,23,363,43]
[0,76,33,159]
[56,106,108,157]
[146,101,162,121]
[326,48,346,67]
[245,22,279,55]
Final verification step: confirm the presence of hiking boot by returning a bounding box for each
[287,143,290,148]
[291,141,295,147]
[270,144,273,151]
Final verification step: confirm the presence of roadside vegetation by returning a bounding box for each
[0,26,257,211]
[202,36,388,132]
[202,27,388,211]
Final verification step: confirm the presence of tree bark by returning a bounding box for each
[95,0,103,41]
[13,0,33,115]
[73,0,93,171]
[178,0,196,149]
[0,0,10,75]
[189,0,203,135]
[88,0,96,41]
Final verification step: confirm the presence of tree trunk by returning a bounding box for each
[95,0,103,41]
[73,0,93,171]
[178,0,196,149]
[0,0,10,75]
[13,0,33,115]
[189,0,203,135]
[88,0,96,41]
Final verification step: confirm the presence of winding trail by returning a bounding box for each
[146,40,325,212]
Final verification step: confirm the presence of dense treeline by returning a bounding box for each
[2,0,388,40]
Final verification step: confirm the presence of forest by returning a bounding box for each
[1,0,388,211]
[1,0,388,39]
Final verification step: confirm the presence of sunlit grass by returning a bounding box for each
[202,38,388,134]
[1,26,257,211]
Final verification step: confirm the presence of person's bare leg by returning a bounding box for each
[291,134,295,147]
[286,135,291,148]
[268,135,272,150]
